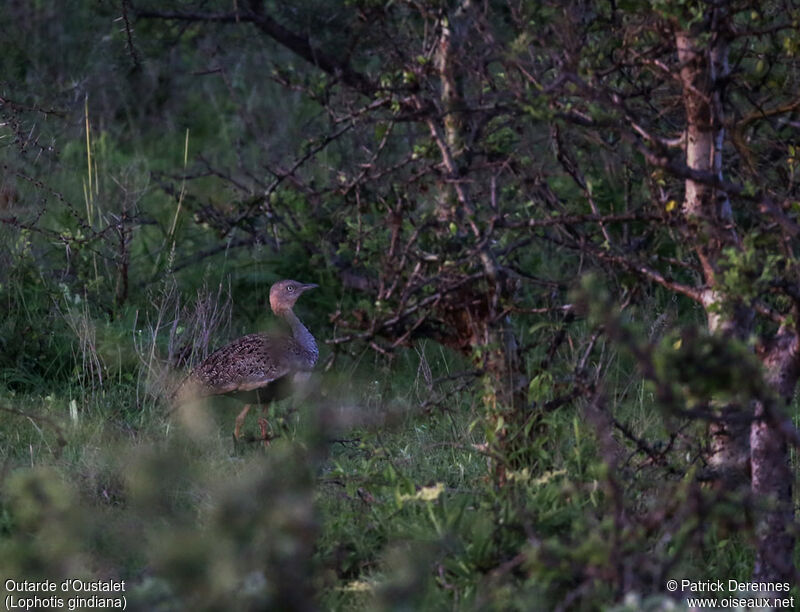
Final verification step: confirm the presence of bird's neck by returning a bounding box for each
[279,307,319,366]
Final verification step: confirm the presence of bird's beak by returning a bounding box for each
[301,283,319,292]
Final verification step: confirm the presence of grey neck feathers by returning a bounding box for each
[279,307,319,367]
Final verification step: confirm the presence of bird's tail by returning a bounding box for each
[168,374,215,413]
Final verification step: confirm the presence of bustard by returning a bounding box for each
[174,279,319,442]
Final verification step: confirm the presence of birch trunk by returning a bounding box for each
[675,4,796,580]
[676,9,751,485]
[430,2,525,481]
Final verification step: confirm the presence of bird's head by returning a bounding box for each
[269,279,318,314]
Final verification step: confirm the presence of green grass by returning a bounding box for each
[2,343,792,611]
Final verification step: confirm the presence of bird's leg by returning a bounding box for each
[258,405,274,447]
[258,414,271,447]
[234,404,252,440]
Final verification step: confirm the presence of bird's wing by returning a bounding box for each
[180,333,298,400]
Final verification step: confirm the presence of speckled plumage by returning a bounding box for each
[181,332,315,399]
[173,280,318,439]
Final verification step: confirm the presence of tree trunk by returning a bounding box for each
[676,5,796,580]
[429,1,527,478]
[751,329,799,583]
[676,8,751,485]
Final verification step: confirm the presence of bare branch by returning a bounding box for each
[133,4,374,94]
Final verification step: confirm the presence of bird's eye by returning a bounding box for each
[287,285,295,292]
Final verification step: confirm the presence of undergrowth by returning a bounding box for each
[0,314,788,610]
[0,230,794,609]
